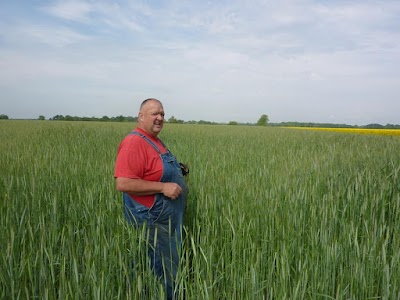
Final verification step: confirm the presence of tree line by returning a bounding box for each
[268,121,400,129]
[1,113,399,129]
[48,115,138,122]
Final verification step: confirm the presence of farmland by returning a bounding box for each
[1,120,400,299]
[286,126,400,136]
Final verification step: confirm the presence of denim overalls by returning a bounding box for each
[123,132,187,299]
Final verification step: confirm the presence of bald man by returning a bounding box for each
[115,98,188,299]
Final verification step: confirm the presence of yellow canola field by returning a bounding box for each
[286,127,400,136]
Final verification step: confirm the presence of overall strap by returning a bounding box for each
[129,131,167,154]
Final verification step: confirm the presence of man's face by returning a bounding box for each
[139,100,165,137]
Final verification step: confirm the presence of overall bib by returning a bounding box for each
[123,132,187,299]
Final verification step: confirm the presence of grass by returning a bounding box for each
[1,120,399,299]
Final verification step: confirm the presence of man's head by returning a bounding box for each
[138,98,165,137]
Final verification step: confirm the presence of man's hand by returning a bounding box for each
[161,182,182,200]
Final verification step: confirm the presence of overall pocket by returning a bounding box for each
[123,193,150,227]
[150,194,177,228]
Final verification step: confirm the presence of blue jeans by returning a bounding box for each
[124,192,185,300]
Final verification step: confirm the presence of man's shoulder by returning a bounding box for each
[119,132,149,150]
[121,129,166,153]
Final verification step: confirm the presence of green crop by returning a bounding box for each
[1,120,399,299]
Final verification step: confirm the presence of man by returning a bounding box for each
[114,98,187,299]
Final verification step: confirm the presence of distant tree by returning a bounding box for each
[64,115,75,121]
[228,121,238,125]
[100,116,110,122]
[256,114,269,126]
[385,123,400,129]
[114,115,125,122]
[168,115,184,124]
[38,115,45,120]
[198,120,218,125]
[168,116,178,123]
[0,114,9,119]
[51,115,65,120]
[364,123,384,129]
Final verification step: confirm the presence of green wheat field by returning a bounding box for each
[1,120,399,299]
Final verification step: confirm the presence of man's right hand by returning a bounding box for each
[162,182,182,200]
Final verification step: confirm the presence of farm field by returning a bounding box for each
[1,120,400,299]
[286,126,400,136]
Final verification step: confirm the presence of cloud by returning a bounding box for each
[22,25,90,47]
[42,1,149,34]
[43,0,93,22]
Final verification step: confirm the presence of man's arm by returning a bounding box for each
[115,177,182,200]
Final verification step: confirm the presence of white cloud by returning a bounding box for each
[43,0,93,22]
[23,25,90,47]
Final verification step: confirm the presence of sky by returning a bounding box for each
[0,0,399,125]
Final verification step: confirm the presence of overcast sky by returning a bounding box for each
[1,0,399,125]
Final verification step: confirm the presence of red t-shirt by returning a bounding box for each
[114,128,167,207]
